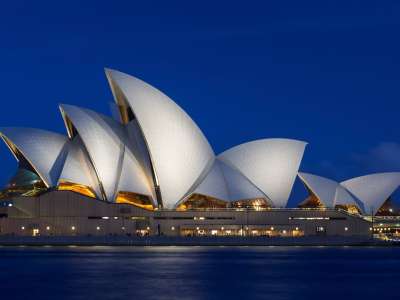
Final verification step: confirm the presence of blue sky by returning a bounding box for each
[0,0,400,204]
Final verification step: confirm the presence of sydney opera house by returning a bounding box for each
[0,69,399,238]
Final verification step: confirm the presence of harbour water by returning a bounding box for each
[0,246,398,300]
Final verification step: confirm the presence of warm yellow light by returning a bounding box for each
[21,226,25,230]
[71,226,76,231]
[96,226,100,230]
[115,191,153,210]
[221,227,224,230]
[46,226,50,231]
[295,227,299,231]
[146,226,150,230]
[171,226,175,231]
[58,181,96,198]
[270,227,274,230]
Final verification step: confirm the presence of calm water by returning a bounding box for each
[0,246,399,300]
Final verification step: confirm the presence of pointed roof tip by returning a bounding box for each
[104,68,126,78]
[104,67,115,75]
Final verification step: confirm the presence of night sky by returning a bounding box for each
[1,1,399,205]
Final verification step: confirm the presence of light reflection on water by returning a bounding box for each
[0,246,399,300]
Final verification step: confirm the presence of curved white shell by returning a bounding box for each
[58,136,102,198]
[219,139,307,207]
[298,172,338,207]
[341,172,400,215]
[0,127,68,187]
[105,69,215,208]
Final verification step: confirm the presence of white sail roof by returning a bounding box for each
[105,69,215,209]
[335,185,358,207]
[59,104,126,201]
[189,160,230,202]
[0,127,68,187]
[219,160,267,201]
[219,139,306,207]
[341,172,400,215]
[58,136,102,198]
[116,147,155,205]
[298,172,338,207]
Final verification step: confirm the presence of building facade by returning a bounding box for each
[0,69,398,238]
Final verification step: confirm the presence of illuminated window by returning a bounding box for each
[298,188,324,208]
[335,204,361,215]
[58,181,96,198]
[177,194,227,210]
[231,198,271,209]
[115,191,154,210]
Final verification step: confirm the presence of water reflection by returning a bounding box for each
[0,246,399,300]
